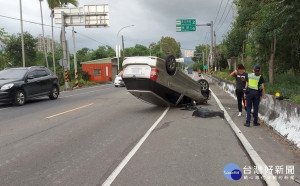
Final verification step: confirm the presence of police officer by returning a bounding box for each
[244,64,266,127]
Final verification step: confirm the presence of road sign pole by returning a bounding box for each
[61,11,69,89]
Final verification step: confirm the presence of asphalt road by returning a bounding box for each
[0,84,265,186]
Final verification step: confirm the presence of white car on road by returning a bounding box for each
[121,55,210,106]
[114,72,125,87]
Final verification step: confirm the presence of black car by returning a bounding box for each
[0,66,59,106]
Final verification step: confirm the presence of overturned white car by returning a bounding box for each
[121,55,210,107]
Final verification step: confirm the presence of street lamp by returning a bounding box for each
[116,25,134,71]
[117,25,134,38]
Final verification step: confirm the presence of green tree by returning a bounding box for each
[149,43,165,58]
[253,1,283,83]
[76,47,92,63]
[0,28,9,69]
[158,36,182,58]
[124,44,149,57]
[234,0,260,64]
[192,44,208,63]
[5,32,37,67]
[90,46,108,59]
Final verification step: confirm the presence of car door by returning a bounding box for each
[43,69,53,93]
[36,70,51,94]
[23,70,41,97]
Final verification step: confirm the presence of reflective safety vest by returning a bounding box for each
[248,73,261,90]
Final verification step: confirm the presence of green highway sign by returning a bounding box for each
[203,65,208,70]
[176,19,196,32]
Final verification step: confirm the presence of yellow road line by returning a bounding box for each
[46,103,94,119]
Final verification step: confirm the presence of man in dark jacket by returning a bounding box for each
[230,64,248,117]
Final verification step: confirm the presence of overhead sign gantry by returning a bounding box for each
[54,5,109,88]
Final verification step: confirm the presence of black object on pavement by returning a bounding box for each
[192,107,224,119]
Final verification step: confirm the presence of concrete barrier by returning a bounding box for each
[206,74,300,150]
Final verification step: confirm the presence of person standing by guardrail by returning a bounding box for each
[230,64,248,117]
[244,64,266,127]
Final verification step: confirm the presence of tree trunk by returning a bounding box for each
[290,40,298,76]
[268,36,276,83]
[241,41,245,65]
[227,58,232,70]
[234,57,237,69]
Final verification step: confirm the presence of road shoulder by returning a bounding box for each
[209,83,300,185]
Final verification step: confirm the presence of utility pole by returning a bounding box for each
[210,21,214,67]
[202,50,205,72]
[61,12,69,89]
[121,35,125,60]
[51,10,56,75]
[195,21,214,72]
[72,27,78,88]
[19,0,25,67]
[39,0,49,68]
[214,31,217,71]
[116,25,134,72]
[116,45,120,72]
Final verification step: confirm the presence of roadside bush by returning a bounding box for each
[78,70,90,81]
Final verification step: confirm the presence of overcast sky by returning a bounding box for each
[0,0,235,54]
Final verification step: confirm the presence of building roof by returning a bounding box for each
[80,57,118,64]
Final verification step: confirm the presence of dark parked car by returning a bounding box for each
[0,66,59,106]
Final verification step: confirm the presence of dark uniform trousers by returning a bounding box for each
[246,90,260,124]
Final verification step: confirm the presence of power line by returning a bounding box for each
[215,4,232,32]
[0,14,108,46]
[214,0,224,24]
[214,0,230,29]
[222,23,232,37]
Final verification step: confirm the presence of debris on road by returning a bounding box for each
[181,106,224,119]
[192,107,224,119]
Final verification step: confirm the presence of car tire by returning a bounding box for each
[164,55,176,75]
[49,86,59,100]
[14,90,26,106]
[198,79,209,92]
[115,85,118,87]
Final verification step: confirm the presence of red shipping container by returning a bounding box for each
[82,63,113,82]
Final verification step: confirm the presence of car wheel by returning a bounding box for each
[198,79,209,92]
[14,90,26,106]
[49,86,59,100]
[164,55,176,75]
[115,85,118,87]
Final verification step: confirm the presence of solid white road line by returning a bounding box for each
[0,108,8,111]
[102,107,170,186]
[210,88,279,186]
